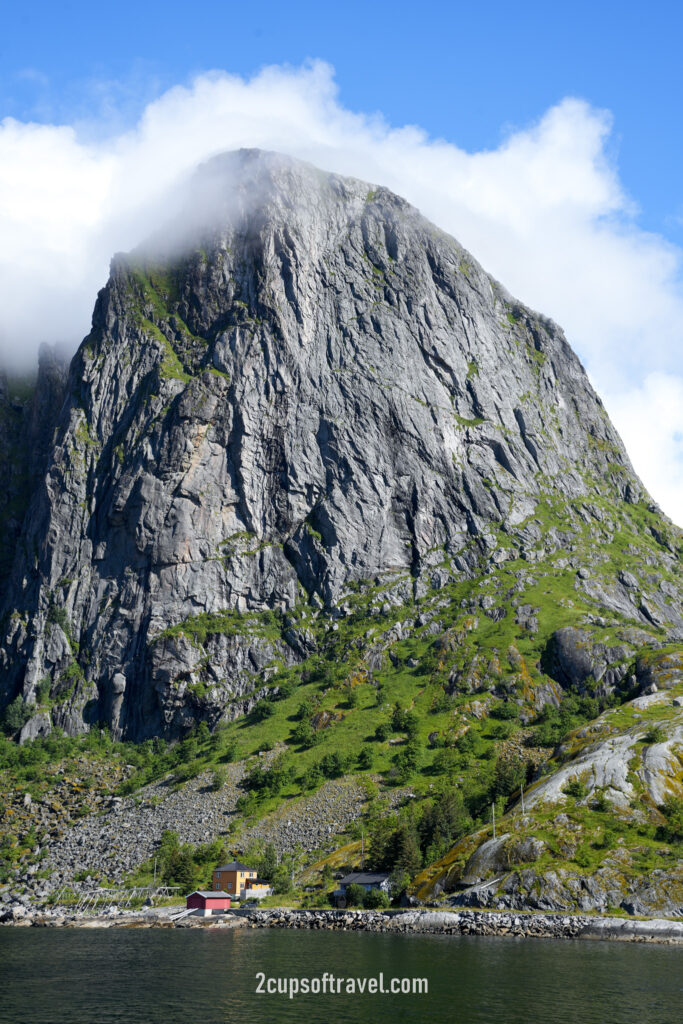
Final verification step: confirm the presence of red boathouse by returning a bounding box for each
[186,890,231,915]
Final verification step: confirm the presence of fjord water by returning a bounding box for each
[1,929,681,1024]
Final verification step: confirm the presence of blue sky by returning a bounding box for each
[1,0,683,521]
[3,0,682,243]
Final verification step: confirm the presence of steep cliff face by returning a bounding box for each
[0,349,68,590]
[1,150,682,740]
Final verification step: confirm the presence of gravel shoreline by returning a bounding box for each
[3,906,682,944]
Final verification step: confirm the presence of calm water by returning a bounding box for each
[0,928,681,1024]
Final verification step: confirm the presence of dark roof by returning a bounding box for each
[215,861,254,872]
[188,890,231,899]
[339,872,390,886]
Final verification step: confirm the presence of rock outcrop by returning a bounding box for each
[1,149,682,740]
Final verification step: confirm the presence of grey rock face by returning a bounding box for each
[544,627,633,697]
[0,347,68,593]
[0,149,681,739]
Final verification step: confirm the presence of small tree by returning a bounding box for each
[388,868,410,902]
[660,797,683,841]
[272,863,292,894]
[2,697,30,734]
[259,842,278,881]
[346,687,359,709]
[172,849,197,891]
[321,863,334,886]
[196,722,211,745]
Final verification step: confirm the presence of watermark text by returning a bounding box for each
[255,971,428,998]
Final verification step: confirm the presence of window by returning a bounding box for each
[227,883,232,890]
[215,883,219,890]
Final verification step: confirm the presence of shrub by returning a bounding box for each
[174,762,202,784]
[219,740,238,764]
[357,747,374,770]
[274,679,296,701]
[210,767,227,791]
[344,883,366,907]
[35,678,51,706]
[393,739,422,782]
[659,797,683,841]
[301,762,323,790]
[363,888,390,909]
[374,722,390,742]
[574,845,592,868]
[592,789,610,813]
[295,698,316,721]
[320,752,351,778]
[235,794,257,815]
[391,704,419,737]
[490,700,520,721]
[599,829,617,850]
[430,747,459,775]
[563,778,587,799]
[642,726,665,744]
[250,699,275,722]
[291,719,317,748]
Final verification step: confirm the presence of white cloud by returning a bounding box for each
[603,374,683,522]
[1,61,682,521]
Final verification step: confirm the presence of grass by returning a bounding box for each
[153,607,284,647]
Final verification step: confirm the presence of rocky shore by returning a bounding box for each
[2,905,682,944]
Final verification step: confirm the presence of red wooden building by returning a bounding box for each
[186,890,231,915]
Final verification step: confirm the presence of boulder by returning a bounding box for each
[19,711,52,745]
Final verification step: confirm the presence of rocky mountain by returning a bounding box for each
[1,148,683,745]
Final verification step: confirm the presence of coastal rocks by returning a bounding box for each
[490,862,683,918]
[198,907,683,942]
[4,905,683,943]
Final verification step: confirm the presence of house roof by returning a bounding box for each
[214,861,254,872]
[339,872,390,886]
[188,890,231,899]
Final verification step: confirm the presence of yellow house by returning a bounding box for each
[212,860,257,898]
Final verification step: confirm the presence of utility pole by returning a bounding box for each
[492,803,496,840]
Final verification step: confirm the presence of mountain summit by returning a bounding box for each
[1,149,682,741]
